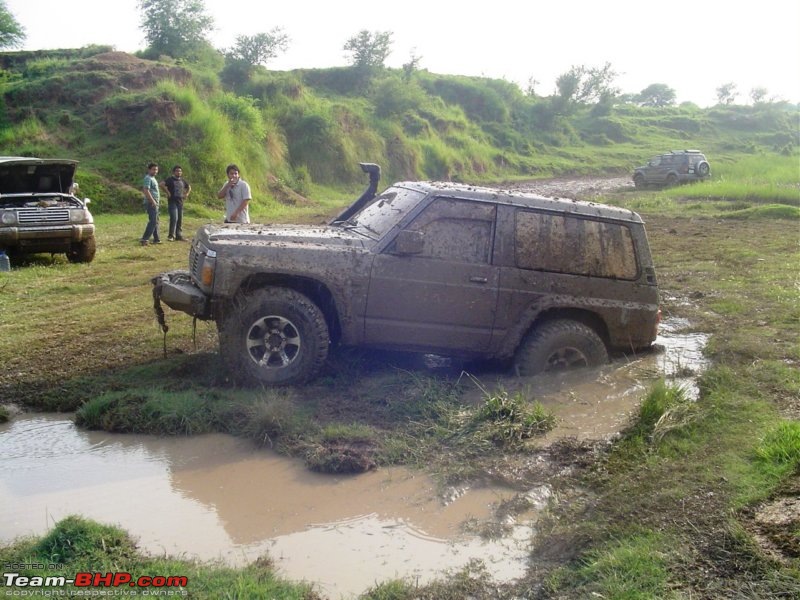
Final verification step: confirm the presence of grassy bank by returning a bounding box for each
[0,516,319,599]
[1,157,798,597]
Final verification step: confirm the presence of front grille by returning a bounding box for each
[189,243,202,281]
[17,208,70,224]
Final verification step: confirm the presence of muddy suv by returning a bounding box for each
[153,165,660,385]
[633,150,710,188]
[0,156,96,263]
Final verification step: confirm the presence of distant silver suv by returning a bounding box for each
[0,156,96,263]
[633,150,710,188]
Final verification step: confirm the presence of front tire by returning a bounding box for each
[218,287,329,385]
[633,174,645,189]
[67,236,96,263]
[514,319,608,376]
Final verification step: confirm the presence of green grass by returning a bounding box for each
[661,153,800,205]
[544,361,799,598]
[0,516,317,599]
[755,421,800,475]
[548,532,676,599]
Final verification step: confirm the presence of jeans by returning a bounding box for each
[168,200,183,239]
[141,201,160,242]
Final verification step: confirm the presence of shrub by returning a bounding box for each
[373,77,427,117]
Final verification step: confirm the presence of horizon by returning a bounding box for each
[4,0,800,107]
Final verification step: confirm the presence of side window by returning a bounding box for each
[401,198,496,264]
[515,210,638,279]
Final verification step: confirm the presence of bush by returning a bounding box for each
[373,77,427,117]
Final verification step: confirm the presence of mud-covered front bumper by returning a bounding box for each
[151,270,212,320]
[0,223,95,247]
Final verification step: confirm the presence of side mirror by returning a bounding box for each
[394,229,424,255]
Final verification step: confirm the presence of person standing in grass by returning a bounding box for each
[140,162,161,246]
[217,163,251,224]
[160,165,191,241]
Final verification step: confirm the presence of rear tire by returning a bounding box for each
[514,319,608,376]
[67,236,96,263]
[218,287,329,385]
[696,161,710,177]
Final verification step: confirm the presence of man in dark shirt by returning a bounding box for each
[160,165,192,241]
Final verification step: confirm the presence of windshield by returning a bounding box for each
[341,186,425,240]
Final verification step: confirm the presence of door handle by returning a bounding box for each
[469,276,488,284]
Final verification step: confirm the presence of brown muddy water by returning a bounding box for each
[0,319,707,598]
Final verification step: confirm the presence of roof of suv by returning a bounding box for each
[396,181,644,224]
[0,156,79,166]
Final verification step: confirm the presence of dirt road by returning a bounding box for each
[504,175,632,200]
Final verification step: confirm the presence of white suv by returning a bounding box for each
[0,156,96,263]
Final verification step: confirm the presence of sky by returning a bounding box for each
[5,0,800,107]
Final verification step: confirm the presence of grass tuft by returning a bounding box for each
[472,387,556,448]
[756,421,800,472]
[627,380,693,444]
[34,516,138,564]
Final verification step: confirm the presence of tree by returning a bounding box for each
[0,0,25,50]
[401,48,422,82]
[525,77,540,98]
[138,0,214,59]
[555,63,620,105]
[715,82,738,105]
[343,30,392,69]
[636,83,677,107]
[227,29,290,67]
[750,86,768,105]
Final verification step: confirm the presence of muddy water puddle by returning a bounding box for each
[0,415,532,597]
[463,317,710,442]
[0,319,708,597]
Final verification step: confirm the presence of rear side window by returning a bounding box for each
[515,210,638,279]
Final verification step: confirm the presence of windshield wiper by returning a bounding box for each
[340,218,379,240]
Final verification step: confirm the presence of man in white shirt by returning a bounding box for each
[217,163,252,224]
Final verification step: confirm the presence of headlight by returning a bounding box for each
[1,211,16,225]
[201,256,216,287]
[70,209,88,223]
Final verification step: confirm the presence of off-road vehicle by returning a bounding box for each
[0,156,96,263]
[153,164,660,385]
[633,150,710,188]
